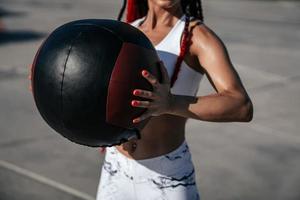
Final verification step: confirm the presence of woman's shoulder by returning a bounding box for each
[188,18,227,54]
[189,19,217,41]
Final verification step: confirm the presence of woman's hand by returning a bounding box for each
[131,61,173,123]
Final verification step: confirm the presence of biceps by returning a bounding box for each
[198,38,244,94]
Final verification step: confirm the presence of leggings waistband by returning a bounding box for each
[110,140,189,163]
[105,140,192,176]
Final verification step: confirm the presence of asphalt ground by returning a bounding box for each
[0,0,299,199]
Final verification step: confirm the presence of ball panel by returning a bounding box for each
[61,25,125,145]
[31,39,45,97]
[33,25,81,135]
[32,19,160,147]
[62,121,126,147]
[71,19,155,50]
[106,42,161,130]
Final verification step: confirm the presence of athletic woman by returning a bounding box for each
[97,0,253,199]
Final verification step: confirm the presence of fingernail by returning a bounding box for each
[142,70,148,76]
[133,119,139,123]
[131,100,139,106]
[133,90,140,95]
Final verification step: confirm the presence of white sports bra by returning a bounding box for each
[130,15,203,96]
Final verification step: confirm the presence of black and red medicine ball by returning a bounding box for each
[32,19,161,147]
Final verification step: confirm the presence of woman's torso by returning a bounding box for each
[115,15,203,159]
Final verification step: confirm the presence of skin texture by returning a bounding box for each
[115,0,253,159]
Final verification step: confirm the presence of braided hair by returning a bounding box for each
[118,0,204,87]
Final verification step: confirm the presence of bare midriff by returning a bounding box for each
[115,114,187,160]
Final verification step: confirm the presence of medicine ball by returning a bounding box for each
[31,19,161,147]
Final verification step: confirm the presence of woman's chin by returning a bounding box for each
[150,0,180,9]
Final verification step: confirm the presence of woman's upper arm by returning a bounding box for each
[190,23,247,97]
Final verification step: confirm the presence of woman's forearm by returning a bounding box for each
[167,91,253,122]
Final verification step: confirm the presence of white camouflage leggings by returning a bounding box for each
[96,140,200,200]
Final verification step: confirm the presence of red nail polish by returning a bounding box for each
[142,70,148,76]
[133,90,140,95]
[131,100,139,106]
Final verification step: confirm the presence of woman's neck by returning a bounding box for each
[143,1,184,30]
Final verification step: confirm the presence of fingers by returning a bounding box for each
[141,61,170,86]
[158,61,170,84]
[133,89,156,99]
[131,67,168,123]
[142,70,159,88]
[131,100,151,108]
[132,111,151,123]
[131,100,153,123]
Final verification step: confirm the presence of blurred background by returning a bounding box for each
[0,0,299,199]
